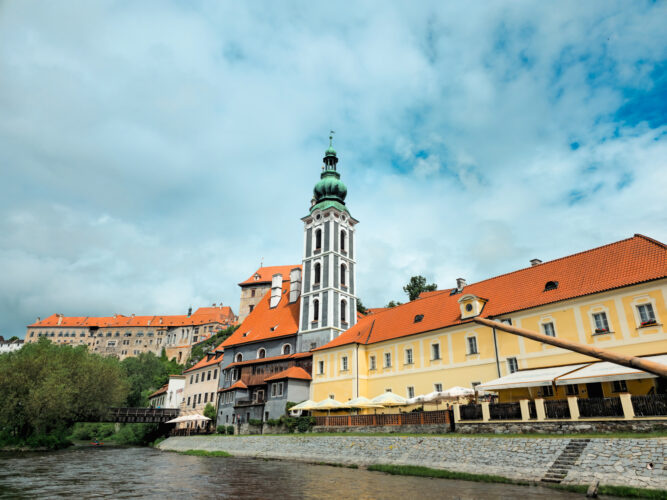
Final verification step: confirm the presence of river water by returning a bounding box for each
[0,446,618,499]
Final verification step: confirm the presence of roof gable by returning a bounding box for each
[238,265,301,286]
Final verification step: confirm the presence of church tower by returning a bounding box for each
[297,136,359,352]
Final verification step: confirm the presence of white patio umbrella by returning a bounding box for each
[314,398,349,410]
[407,394,428,405]
[346,396,384,409]
[371,391,408,407]
[442,386,475,398]
[290,400,318,411]
[165,414,210,424]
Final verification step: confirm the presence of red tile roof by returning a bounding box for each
[222,280,301,348]
[148,384,168,398]
[219,380,249,392]
[317,234,667,350]
[238,265,301,286]
[264,366,312,382]
[224,351,311,369]
[183,346,225,373]
[28,306,236,328]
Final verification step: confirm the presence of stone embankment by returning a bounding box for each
[158,435,666,490]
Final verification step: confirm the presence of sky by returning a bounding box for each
[1,1,666,338]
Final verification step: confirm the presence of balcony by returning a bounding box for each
[235,398,266,408]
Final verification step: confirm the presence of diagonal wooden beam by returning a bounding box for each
[473,317,667,378]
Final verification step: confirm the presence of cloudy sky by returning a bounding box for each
[1,1,665,338]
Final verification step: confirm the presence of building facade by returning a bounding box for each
[238,266,298,323]
[181,347,223,414]
[148,375,186,409]
[0,336,23,354]
[311,234,667,406]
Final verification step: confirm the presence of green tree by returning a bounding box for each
[0,339,128,444]
[121,352,184,407]
[386,300,403,308]
[187,324,238,366]
[403,275,438,301]
[356,298,368,314]
[7,336,20,342]
[203,403,216,423]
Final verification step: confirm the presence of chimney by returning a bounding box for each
[289,268,302,303]
[270,273,283,308]
[456,278,467,292]
[57,314,63,326]
[212,303,216,307]
[530,259,542,267]
[187,307,192,317]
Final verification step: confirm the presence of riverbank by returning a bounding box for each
[157,435,667,492]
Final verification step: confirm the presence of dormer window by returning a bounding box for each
[414,314,424,323]
[544,281,559,291]
[458,294,487,319]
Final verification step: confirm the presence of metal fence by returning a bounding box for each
[528,400,537,419]
[544,399,571,419]
[489,402,522,420]
[631,394,667,417]
[577,397,623,418]
[459,404,483,421]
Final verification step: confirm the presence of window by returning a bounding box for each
[282,344,291,355]
[341,300,347,323]
[384,352,392,368]
[207,371,211,381]
[195,374,199,383]
[249,305,254,313]
[407,386,415,399]
[637,303,656,326]
[414,314,424,323]
[198,394,202,404]
[187,396,191,406]
[318,360,325,374]
[310,342,317,350]
[314,263,321,284]
[541,385,554,397]
[315,229,322,250]
[500,318,512,325]
[340,263,347,286]
[467,336,478,354]
[544,281,559,291]
[431,343,441,360]
[434,383,443,392]
[612,380,628,393]
[313,299,320,322]
[235,353,243,363]
[592,312,610,333]
[341,356,348,371]
[340,230,346,252]
[542,322,556,337]
[565,385,579,396]
[213,369,217,379]
[204,393,208,403]
[257,348,266,359]
[507,357,518,374]
[405,348,413,365]
[251,289,256,297]
[271,382,284,397]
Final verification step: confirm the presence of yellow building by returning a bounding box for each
[311,234,667,407]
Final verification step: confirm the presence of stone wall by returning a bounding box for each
[158,435,666,490]
[456,419,667,434]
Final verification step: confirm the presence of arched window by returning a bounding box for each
[313,299,320,322]
[235,353,243,363]
[315,229,322,250]
[340,230,346,252]
[341,299,347,323]
[340,263,347,286]
[282,344,291,355]
[314,262,321,284]
[257,348,266,359]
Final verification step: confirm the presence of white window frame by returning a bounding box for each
[466,335,478,355]
[507,357,518,374]
[257,348,266,359]
[405,348,413,365]
[636,302,657,327]
[281,343,292,355]
[431,342,441,360]
[235,353,243,363]
[407,386,415,399]
[434,383,443,392]
[383,352,392,368]
[341,356,348,371]
[591,309,611,334]
[318,360,325,375]
[541,321,556,338]
[369,355,377,370]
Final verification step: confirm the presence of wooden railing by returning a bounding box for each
[315,410,451,427]
[105,407,180,423]
[631,394,667,417]
[577,397,623,418]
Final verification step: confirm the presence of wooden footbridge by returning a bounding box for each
[103,407,180,424]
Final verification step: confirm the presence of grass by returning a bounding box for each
[177,450,232,457]
[368,464,667,499]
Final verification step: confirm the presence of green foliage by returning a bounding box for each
[403,275,438,301]
[216,425,226,434]
[7,336,20,342]
[112,423,159,445]
[285,401,299,413]
[225,425,235,435]
[367,464,521,485]
[70,423,116,441]
[248,419,263,426]
[187,325,239,366]
[203,403,216,423]
[0,339,128,446]
[356,298,368,314]
[278,415,315,433]
[121,352,184,407]
[386,300,403,308]
[265,419,280,426]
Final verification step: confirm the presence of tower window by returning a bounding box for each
[340,263,347,286]
[314,262,321,285]
[313,299,320,322]
[340,230,346,252]
[341,299,347,323]
[315,229,322,251]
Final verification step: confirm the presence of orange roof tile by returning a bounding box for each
[222,280,300,348]
[219,380,249,392]
[238,265,301,286]
[264,366,312,382]
[317,234,667,351]
[28,306,236,329]
[148,384,168,398]
[183,345,225,373]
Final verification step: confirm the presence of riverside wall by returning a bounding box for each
[158,435,666,490]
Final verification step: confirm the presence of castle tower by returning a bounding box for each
[297,136,358,351]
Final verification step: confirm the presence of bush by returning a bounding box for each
[70,423,116,441]
[248,419,263,426]
[279,415,316,433]
[226,425,235,435]
[265,419,280,426]
[113,423,160,446]
[216,425,226,434]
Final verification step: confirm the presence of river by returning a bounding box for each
[0,446,620,499]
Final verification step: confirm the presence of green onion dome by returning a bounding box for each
[314,172,347,202]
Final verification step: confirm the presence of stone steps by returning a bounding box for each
[540,438,590,485]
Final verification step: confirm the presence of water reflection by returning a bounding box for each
[0,446,619,499]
